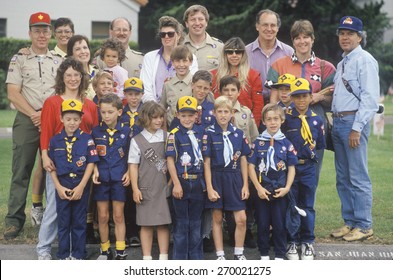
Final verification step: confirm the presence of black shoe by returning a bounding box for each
[115,253,127,260]
[4,226,21,240]
[127,236,141,247]
[244,229,257,249]
[203,237,215,253]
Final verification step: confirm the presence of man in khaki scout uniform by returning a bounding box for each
[183,5,224,71]
[94,17,144,78]
[4,12,62,240]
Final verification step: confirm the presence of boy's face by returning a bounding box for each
[172,58,192,77]
[103,48,119,68]
[214,105,233,128]
[291,93,312,114]
[95,77,114,98]
[176,110,197,129]
[277,85,291,105]
[100,103,122,128]
[124,90,143,108]
[220,83,240,104]
[263,110,284,135]
[192,79,210,103]
[61,112,82,135]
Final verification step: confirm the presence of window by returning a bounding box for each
[92,21,110,40]
[0,19,6,37]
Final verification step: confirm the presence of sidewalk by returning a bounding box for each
[1,242,392,260]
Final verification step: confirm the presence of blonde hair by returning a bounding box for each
[92,71,114,92]
[215,37,250,93]
[214,96,233,111]
[261,103,285,122]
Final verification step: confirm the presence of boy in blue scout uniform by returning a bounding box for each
[120,77,144,247]
[248,103,298,260]
[281,78,325,260]
[120,77,144,138]
[202,96,251,260]
[48,99,99,259]
[166,96,205,260]
[91,94,131,260]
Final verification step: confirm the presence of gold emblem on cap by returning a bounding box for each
[280,75,287,82]
[343,17,353,25]
[69,101,76,108]
[130,79,137,85]
[186,98,192,105]
[38,14,44,20]
[295,80,302,87]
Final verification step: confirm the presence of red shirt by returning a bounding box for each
[40,95,98,150]
[211,68,264,126]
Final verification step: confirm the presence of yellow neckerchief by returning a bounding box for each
[64,136,77,162]
[126,111,138,128]
[106,128,117,146]
[299,114,314,146]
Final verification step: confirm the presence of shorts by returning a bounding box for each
[93,181,127,202]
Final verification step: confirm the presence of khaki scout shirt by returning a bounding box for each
[232,101,259,145]
[183,32,223,71]
[95,47,144,78]
[160,72,193,125]
[6,48,62,111]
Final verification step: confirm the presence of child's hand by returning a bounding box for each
[273,187,290,198]
[122,172,130,186]
[241,186,249,200]
[57,186,72,200]
[207,188,220,202]
[172,182,183,199]
[133,189,143,204]
[92,170,100,184]
[70,185,83,201]
[257,187,271,201]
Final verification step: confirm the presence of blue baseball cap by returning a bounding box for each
[338,16,363,32]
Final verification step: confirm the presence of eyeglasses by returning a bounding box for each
[224,49,245,55]
[55,29,73,35]
[64,73,82,80]
[112,28,130,33]
[159,31,176,38]
[31,28,51,36]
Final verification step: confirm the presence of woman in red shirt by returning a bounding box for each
[211,37,264,126]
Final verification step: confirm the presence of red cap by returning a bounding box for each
[29,12,51,27]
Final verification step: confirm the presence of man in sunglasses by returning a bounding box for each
[95,17,144,78]
[331,16,379,242]
[246,9,293,105]
[183,5,224,71]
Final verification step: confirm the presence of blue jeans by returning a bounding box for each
[36,172,58,257]
[332,114,372,229]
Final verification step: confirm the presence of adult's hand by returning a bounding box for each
[349,130,361,149]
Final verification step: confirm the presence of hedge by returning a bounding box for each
[0,38,139,108]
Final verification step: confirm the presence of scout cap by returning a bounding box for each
[29,12,51,27]
[271,73,297,89]
[338,16,363,32]
[124,77,144,92]
[61,99,84,114]
[177,96,197,113]
[290,78,312,96]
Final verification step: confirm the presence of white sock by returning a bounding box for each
[261,256,270,260]
[234,247,244,255]
[216,250,225,257]
[159,254,168,260]
[143,256,152,260]
[275,257,284,260]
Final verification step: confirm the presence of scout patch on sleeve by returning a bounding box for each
[96,145,107,156]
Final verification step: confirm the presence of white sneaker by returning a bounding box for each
[234,254,247,260]
[286,243,299,260]
[38,253,52,260]
[300,243,315,260]
[31,206,44,226]
[216,255,226,260]
[261,256,270,260]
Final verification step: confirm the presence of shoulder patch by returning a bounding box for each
[131,49,144,56]
[169,127,179,134]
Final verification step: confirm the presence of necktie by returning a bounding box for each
[260,130,286,175]
[223,131,234,167]
[265,138,277,174]
[187,130,203,166]
[299,115,313,146]
[64,136,77,162]
[127,111,138,128]
[106,128,117,146]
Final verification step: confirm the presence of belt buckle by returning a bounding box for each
[69,173,77,178]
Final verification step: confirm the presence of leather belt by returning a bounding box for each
[332,110,357,118]
[298,159,310,165]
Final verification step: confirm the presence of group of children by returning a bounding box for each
[48,61,325,260]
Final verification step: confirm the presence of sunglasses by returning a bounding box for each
[224,49,245,55]
[159,31,176,38]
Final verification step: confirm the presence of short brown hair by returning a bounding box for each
[290,20,315,41]
[170,45,193,62]
[261,103,285,122]
[183,5,209,23]
[98,93,123,110]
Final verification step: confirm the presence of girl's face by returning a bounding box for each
[72,40,90,65]
[95,76,114,98]
[63,66,82,92]
[103,48,119,68]
[160,27,179,48]
[99,103,122,129]
[147,115,164,132]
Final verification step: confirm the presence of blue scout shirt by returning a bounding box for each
[248,131,298,191]
[48,128,99,185]
[202,123,250,170]
[282,108,325,161]
[91,121,131,182]
[165,123,204,176]
[120,103,143,138]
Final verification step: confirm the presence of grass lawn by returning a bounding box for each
[0,109,17,127]
[0,106,393,245]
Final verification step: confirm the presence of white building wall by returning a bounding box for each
[0,0,141,42]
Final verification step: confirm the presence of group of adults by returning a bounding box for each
[3,4,379,254]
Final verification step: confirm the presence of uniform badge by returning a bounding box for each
[259,141,265,146]
[11,55,17,62]
[79,156,86,162]
[282,146,287,151]
[258,160,266,172]
[242,114,247,119]
[209,110,213,115]
[76,160,83,167]
[87,139,95,146]
[234,133,238,138]
[167,146,174,152]
[53,60,59,64]
[180,152,191,166]
[313,120,317,126]
[118,147,125,158]
[96,145,107,156]
[277,160,286,171]
[120,134,125,139]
